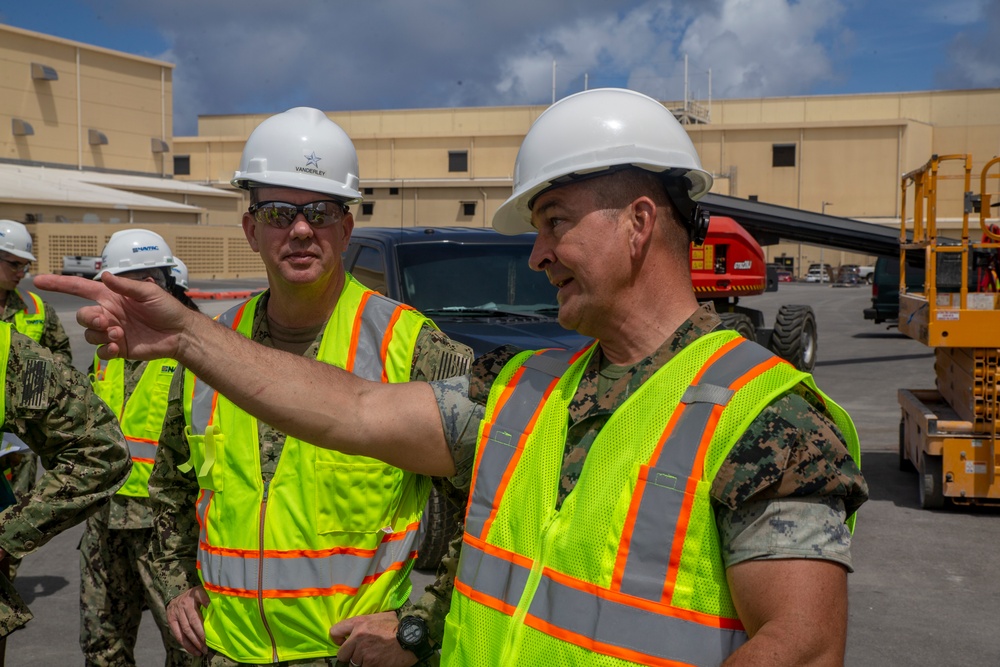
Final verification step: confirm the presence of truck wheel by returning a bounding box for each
[718,312,756,340]
[918,454,945,509]
[769,305,817,372]
[415,487,461,571]
[898,418,915,472]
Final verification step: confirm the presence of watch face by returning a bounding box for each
[400,619,425,645]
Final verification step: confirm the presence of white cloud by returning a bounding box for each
[938,0,1000,88]
[90,0,887,132]
[679,0,847,97]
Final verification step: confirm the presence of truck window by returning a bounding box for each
[351,245,387,295]
[396,244,556,314]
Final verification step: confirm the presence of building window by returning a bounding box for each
[748,195,758,202]
[174,155,191,175]
[361,202,375,216]
[389,187,399,195]
[363,187,374,195]
[461,201,477,216]
[448,150,468,172]
[772,144,796,168]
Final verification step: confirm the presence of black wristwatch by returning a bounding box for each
[396,615,435,662]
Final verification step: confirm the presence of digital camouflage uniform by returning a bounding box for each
[405,303,869,652]
[79,358,190,667]
[0,329,130,638]
[1,289,73,515]
[149,289,472,667]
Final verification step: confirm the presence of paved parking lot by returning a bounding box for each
[8,279,1000,665]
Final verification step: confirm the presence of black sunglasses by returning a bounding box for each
[248,200,349,229]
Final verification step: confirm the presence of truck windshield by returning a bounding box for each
[396,244,558,315]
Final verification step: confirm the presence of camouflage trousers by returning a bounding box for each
[79,513,192,667]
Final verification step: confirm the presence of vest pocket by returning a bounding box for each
[315,460,403,535]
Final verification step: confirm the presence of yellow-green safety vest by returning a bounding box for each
[11,291,45,343]
[92,355,176,498]
[184,277,433,663]
[444,331,861,667]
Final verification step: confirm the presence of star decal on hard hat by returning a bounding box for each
[304,151,322,168]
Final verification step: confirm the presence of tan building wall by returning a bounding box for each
[4,23,998,280]
[0,23,174,176]
[29,222,263,279]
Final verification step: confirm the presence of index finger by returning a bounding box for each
[33,274,109,301]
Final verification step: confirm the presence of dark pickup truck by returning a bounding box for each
[344,227,591,568]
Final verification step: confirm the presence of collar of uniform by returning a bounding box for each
[568,303,721,425]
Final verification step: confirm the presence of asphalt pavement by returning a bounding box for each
[8,279,1000,666]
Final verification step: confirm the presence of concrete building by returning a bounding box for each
[3,22,999,279]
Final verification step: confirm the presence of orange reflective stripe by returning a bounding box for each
[379,303,413,383]
[346,291,374,373]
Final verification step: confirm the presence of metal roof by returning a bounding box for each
[0,164,232,214]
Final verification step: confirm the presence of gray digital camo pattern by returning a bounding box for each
[407,303,869,646]
[80,358,189,665]
[1,289,75,578]
[149,290,472,666]
[0,330,130,637]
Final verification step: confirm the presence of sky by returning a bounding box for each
[3,0,999,136]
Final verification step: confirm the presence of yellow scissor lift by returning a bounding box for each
[897,154,1000,508]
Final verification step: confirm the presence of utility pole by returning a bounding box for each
[821,201,832,281]
[552,60,557,104]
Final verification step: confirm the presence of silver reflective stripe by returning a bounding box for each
[189,304,244,432]
[681,383,735,406]
[530,568,747,665]
[199,527,420,594]
[457,541,746,665]
[126,437,157,461]
[456,539,530,608]
[465,349,577,539]
[618,340,778,600]
[197,490,212,545]
[19,291,40,315]
[351,294,397,381]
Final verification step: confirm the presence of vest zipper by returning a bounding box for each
[499,510,559,664]
[258,479,279,663]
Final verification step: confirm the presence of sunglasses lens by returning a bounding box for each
[253,201,343,228]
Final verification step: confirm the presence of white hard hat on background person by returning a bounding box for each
[492,88,713,235]
[0,219,37,262]
[95,229,175,280]
[170,256,190,290]
[231,107,362,204]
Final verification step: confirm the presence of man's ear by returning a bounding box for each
[627,196,657,259]
[241,211,260,253]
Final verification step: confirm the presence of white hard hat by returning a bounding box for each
[170,256,189,290]
[493,88,713,235]
[231,107,362,204]
[0,220,36,262]
[95,229,175,280]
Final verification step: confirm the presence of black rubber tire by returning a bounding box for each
[718,312,756,340]
[414,486,462,571]
[898,418,916,472]
[918,454,945,510]
[769,305,818,372]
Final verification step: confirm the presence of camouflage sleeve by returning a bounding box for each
[39,299,73,366]
[409,325,473,383]
[712,386,868,568]
[0,332,130,558]
[400,325,473,656]
[148,368,202,604]
[429,345,521,493]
